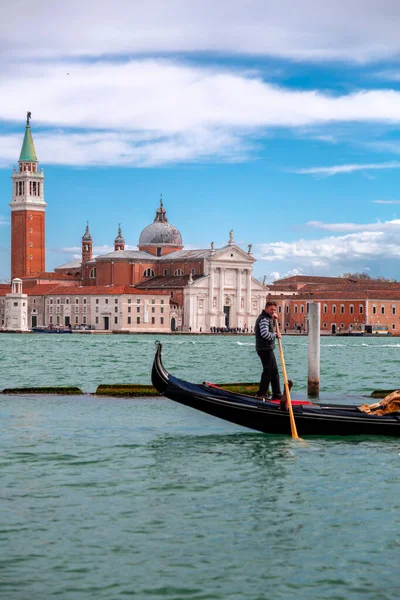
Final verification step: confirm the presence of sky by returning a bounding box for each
[3,0,400,282]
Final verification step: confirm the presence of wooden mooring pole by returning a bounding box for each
[308,302,320,397]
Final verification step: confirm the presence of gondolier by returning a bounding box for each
[255,301,282,400]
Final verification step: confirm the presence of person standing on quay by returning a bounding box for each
[254,301,282,400]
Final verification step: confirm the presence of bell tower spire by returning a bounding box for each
[10,113,46,279]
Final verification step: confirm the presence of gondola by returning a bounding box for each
[151,342,400,437]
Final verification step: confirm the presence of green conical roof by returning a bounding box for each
[19,124,38,162]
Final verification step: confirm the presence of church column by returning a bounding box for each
[208,267,214,314]
[219,268,225,319]
[236,269,241,313]
[246,268,252,315]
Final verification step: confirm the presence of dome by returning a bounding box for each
[138,201,183,247]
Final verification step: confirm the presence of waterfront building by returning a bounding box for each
[3,279,29,332]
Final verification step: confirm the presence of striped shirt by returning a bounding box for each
[258,316,277,342]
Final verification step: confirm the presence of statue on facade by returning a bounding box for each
[229,229,234,243]
[248,243,252,254]
[263,275,267,286]
[26,111,32,125]
[211,241,215,251]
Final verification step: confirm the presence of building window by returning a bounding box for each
[323,322,327,328]
[286,306,289,314]
[128,298,131,304]
[340,322,344,328]
[137,298,140,304]
[105,299,108,304]
[114,317,118,324]
[115,306,118,313]
[372,305,376,315]
[128,317,131,324]
[174,269,184,276]
[115,299,118,304]
[161,307,164,314]
[65,298,69,304]
[95,317,99,324]
[294,305,298,314]
[350,305,354,314]
[75,298,79,304]
[161,299,164,305]
[157,247,162,257]
[278,306,282,313]
[57,316,60,324]
[392,323,396,330]
[163,269,168,276]
[57,298,60,304]
[137,317,140,324]
[75,316,79,324]
[49,316,53,324]
[359,304,364,314]
[392,306,396,315]
[170,292,174,298]
[381,306,385,315]
[96,299,99,304]
[151,317,155,324]
[323,304,327,314]
[285,322,289,328]
[152,298,155,304]
[191,268,196,275]
[152,307,155,313]
[96,307,99,313]
[13,302,18,307]
[83,316,87,324]
[143,269,155,277]
[89,268,96,278]
[137,306,140,313]
[332,305,336,314]
[300,305,304,314]
[128,306,131,313]
[161,317,164,324]
[340,305,344,314]
[83,298,87,304]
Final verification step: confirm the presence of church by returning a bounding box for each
[2,115,268,332]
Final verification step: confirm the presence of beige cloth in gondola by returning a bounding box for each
[360,390,400,416]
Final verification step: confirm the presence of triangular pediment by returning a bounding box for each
[211,244,255,264]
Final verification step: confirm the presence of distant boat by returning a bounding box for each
[32,325,72,334]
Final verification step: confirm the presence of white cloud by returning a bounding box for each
[2,0,400,63]
[257,220,400,273]
[373,200,400,204]
[294,161,400,177]
[306,219,400,232]
[4,59,400,166]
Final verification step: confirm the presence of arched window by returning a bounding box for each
[340,304,345,314]
[174,269,184,276]
[143,269,155,277]
[89,268,96,278]
[294,305,298,314]
[359,304,364,314]
[323,304,327,314]
[332,304,336,314]
[350,304,354,314]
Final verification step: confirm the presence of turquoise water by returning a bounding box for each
[1,333,400,395]
[1,334,400,599]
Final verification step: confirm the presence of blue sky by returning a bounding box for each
[2,0,400,281]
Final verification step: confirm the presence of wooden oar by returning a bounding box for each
[276,322,300,440]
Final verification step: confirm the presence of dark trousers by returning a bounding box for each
[257,350,281,398]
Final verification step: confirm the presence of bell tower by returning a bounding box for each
[10,113,46,279]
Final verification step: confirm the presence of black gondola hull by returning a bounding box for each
[151,343,400,437]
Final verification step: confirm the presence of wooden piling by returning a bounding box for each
[308,302,320,397]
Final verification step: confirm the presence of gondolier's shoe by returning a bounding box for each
[280,380,294,411]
